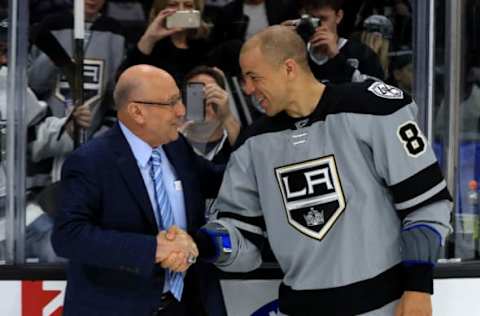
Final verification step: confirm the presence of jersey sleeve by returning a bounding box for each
[349,84,452,293]
[210,140,266,272]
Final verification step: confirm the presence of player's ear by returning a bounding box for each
[284,58,298,80]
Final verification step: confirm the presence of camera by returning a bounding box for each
[295,14,321,43]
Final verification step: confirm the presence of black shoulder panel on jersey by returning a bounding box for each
[233,114,292,150]
[323,80,413,117]
[233,80,414,151]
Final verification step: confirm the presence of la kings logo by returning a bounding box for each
[55,59,105,107]
[275,155,346,240]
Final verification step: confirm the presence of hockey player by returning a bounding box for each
[198,26,452,315]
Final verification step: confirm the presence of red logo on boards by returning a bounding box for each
[21,281,64,316]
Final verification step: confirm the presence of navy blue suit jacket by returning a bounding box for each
[52,124,226,316]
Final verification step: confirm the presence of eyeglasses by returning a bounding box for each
[131,95,182,108]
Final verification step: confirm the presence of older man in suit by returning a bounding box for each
[52,65,226,316]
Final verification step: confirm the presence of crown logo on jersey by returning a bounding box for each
[304,207,325,226]
[275,155,346,240]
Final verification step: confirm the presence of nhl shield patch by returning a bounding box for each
[367,81,404,100]
[275,155,346,240]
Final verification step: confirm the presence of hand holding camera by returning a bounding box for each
[308,21,339,58]
[285,15,339,59]
[138,9,184,55]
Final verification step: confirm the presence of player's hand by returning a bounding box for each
[309,25,339,58]
[138,9,183,55]
[394,291,432,316]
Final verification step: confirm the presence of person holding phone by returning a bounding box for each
[182,66,241,163]
[123,0,214,85]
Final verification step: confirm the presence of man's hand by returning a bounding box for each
[309,25,339,58]
[137,9,183,55]
[155,226,198,272]
[66,104,92,137]
[395,291,432,316]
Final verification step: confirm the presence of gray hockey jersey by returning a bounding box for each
[212,80,452,315]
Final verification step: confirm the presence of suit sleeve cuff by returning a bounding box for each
[403,263,434,294]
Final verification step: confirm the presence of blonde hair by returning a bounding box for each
[149,0,210,39]
[360,31,390,75]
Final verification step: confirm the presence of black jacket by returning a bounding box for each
[211,0,299,43]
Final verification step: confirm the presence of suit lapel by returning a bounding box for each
[110,124,158,230]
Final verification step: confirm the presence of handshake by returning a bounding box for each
[154,222,233,272]
[155,225,199,272]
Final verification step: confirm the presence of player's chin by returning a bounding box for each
[265,107,279,117]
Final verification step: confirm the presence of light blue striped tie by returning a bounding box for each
[150,148,184,301]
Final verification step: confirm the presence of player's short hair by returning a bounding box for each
[241,26,310,71]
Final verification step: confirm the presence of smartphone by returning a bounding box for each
[185,82,205,122]
[166,10,201,29]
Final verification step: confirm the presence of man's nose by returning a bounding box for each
[175,101,186,117]
[242,79,255,95]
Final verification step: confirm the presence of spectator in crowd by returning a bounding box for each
[200,26,451,315]
[29,0,73,25]
[389,50,412,93]
[28,0,126,186]
[0,17,65,263]
[123,0,214,85]
[182,66,240,163]
[210,0,299,43]
[52,65,227,316]
[286,0,385,83]
[360,14,393,76]
[391,0,412,50]
[103,0,148,50]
